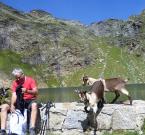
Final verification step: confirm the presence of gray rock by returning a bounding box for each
[62,110,87,130]
[112,106,136,130]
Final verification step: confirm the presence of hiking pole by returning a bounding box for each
[40,101,54,135]
[44,101,55,135]
[41,118,47,135]
[40,114,48,135]
[40,101,55,135]
[40,103,48,135]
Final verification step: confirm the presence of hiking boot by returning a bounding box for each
[0,130,6,135]
[29,127,36,135]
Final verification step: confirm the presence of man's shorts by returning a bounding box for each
[24,99,38,110]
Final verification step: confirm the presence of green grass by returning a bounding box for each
[141,119,145,133]
[0,50,64,87]
[0,50,37,77]
[63,43,145,87]
[103,130,138,135]
[1,43,145,88]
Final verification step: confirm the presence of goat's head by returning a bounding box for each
[81,75,89,86]
[75,89,88,102]
[75,89,90,113]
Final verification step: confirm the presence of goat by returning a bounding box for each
[82,76,132,105]
[75,80,105,113]
[75,80,105,131]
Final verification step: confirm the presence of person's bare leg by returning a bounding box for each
[30,103,37,128]
[1,104,10,130]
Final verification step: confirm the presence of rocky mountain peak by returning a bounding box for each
[29,9,53,18]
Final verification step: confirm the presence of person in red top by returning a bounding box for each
[0,68,38,135]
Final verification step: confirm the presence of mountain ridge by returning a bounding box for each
[0,2,145,87]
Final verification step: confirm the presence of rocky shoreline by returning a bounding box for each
[42,100,145,135]
[4,100,145,135]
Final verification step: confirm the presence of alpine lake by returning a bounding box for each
[38,84,145,103]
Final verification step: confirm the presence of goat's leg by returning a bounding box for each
[93,112,98,132]
[97,98,104,109]
[92,104,98,114]
[102,97,106,104]
[120,88,132,105]
[84,101,90,113]
[128,96,132,105]
[111,91,120,103]
[84,106,90,113]
[93,104,103,132]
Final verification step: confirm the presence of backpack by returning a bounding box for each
[9,109,27,135]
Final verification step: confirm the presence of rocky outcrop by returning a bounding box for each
[0,2,96,78]
[44,100,145,135]
[88,18,143,48]
[88,19,140,37]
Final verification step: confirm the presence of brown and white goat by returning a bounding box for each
[82,76,132,105]
[75,80,105,113]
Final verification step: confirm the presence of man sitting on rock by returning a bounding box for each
[0,68,38,135]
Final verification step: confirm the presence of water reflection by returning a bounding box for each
[38,84,145,103]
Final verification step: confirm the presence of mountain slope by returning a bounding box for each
[0,2,145,87]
